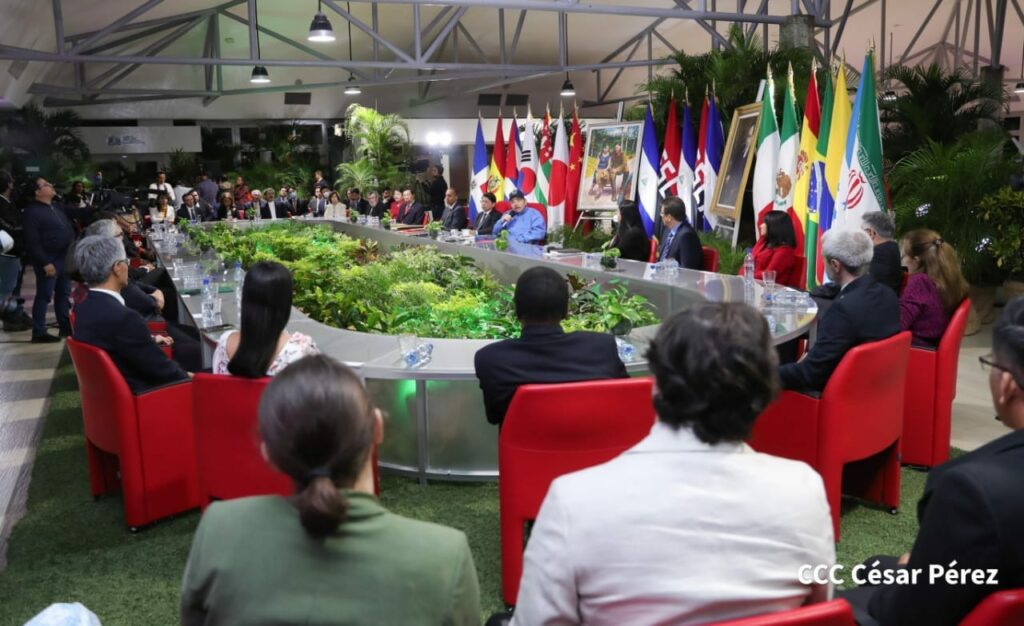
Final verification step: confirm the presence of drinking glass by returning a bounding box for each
[762,270,777,304]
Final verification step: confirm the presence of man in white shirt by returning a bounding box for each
[510,302,836,625]
[148,171,175,206]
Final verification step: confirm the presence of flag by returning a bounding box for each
[753,68,779,228]
[518,109,539,202]
[807,69,834,290]
[658,97,681,199]
[701,90,724,231]
[819,61,852,282]
[777,64,803,252]
[470,117,489,223]
[835,50,886,229]
[488,114,506,202]
[537,109,553,206]
[637,103,660,238]
[693,95,709,222]
[678,96,698,227]
[795,63,821,285]
[504,113,521,198]
[547,108,569,229]
[565,107,584,229]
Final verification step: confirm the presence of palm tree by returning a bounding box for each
[0,104,90,182]
[343,104,410,175]
[881,63,1005,161]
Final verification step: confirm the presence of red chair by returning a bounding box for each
[794,255,808,290]
[902,298,971,467]
[648,238,659,262]
[702,246,720,272]
[495,200,511,214]
[192,373,381,510]
[66,338,199,530]
[526,202,548,225]
[960,589,1024,626]
[748,332,912,540]
[710,599,856,625]
[499,378,656,606]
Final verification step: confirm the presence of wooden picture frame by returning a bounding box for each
[710,103,761,221]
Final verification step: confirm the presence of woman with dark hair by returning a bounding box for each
[181,354,481,624]
[66,180,88,209]
[744,210,801,288]
[323,190,347,221]
[212,261,318,377]
[610,200,651,262]
[900,229,969,347]
[233,175,251,206]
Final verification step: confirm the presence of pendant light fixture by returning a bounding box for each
[250,0,270,83]
[559,16,575,97]
[343,2,361,95]
[308,0,335,43]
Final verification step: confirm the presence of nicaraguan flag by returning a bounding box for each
[637,103,661,238]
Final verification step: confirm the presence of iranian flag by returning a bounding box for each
[753,68,779,231]
[547,108,569,229]
[518,109,539,202]
[537,109,553,206]
[836,51,887,229]
[777,64,803,253]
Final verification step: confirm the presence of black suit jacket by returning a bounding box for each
[867,428,1024,625]
[176,204,202,223]
[22,200,76,267]
[440,204,468,230]
[72,290,189,394]
[398,201,425,225]
[657,222,703,270]
[474,210,501,235]
[779,275,899,391]
[345,198,371,215]
[473,324,629,425]
[614,225,651,262]
[871,240,904,294]
[367,201,389,219]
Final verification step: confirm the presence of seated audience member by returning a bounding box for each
[366,190,388,219]
[71,235,189,393]
[899,229,969,347]
[657,196,703,270]
[779,229,899,391]
[308,187,327,217]
[323,191,347,221]
[345,187,370,216]
[233,175,251,206]
[474,193,501,235]
[491,190,546,244]
[397,189,425,225]
[181,354,480,624]
[212,261,318,377]
[153,195,173,221]
[247,189,268,219]
[511,303,835,625]
[474,266,627,425]
[175,192,202,223]
[744,210,801,288]
[439,188,468,230]
[390,189,403,220]
[215,191,236,221]
[610,200,650,262]
[274,187,293,218]
[840,297,1024,626]
[862,211,903,294]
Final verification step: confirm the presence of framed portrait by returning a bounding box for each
[710,103,761,221]
[577,121,644,212]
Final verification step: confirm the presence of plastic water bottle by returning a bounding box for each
[232,261,245,286]
[615,337,637,363]
[743,248,756,305]
[201,277,216,327]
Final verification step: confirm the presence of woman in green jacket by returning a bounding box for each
[181,354,481,625]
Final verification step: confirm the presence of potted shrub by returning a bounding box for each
[494,230,510,251]
[349,210,359,224]
[380,215,391,230]
[426,220,442,239]
[979,187,1024,301]
[600,246,621,269]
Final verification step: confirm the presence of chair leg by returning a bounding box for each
[882,441,902,511]
[86,440,119,496]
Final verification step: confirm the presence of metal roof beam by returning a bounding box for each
[84,16,204,90]
[69,0,165,54]
[52,0,65,54]
[66,1,244,42]
[422,6,468,61]
[320,0,416,64]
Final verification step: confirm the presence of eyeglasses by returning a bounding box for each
[979,354,1024,388]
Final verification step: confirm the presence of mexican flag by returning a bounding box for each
[777,64,803,254]
[836,51,887,229]
[753,69,779,230]
[537,110,553,206]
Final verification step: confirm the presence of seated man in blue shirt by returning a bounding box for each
[492,190,546,244]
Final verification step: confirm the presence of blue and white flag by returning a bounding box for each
[701,92,724,231]
[470,117,488,223]
[637,103,661,238]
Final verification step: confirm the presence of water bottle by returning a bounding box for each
[232,261,245,286]
[743,248,756,305]
[201,277,216,327]
[615,337,637,363]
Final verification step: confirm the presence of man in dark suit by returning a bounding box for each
[247,189,269,219]
[366,190,388,219]
[474,192,501,235]
[398,188,425,225]
[423,164,448,221]
[474,266,628,426]
[779,229,899,391]
[439,188,467,231]
[307,187,327,217]
[657,196,703,270]
[344,187,371,216]
[840,297,1024,626]
[71,234,190,393]
[176,191,202,223]
[862,211,904,294]
[22,177,76,342]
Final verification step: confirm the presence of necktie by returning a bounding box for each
[661,230,676,260]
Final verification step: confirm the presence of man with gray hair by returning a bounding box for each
[71,235,189,394]
[861,211,904,294]
[779,228,899,391]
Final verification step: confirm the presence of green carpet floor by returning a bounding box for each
[0,353,938,625]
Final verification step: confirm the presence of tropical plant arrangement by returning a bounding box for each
[426,220,443,238]
[600,246,621,269]
[337,104,413,192]
[182,222,658,339]
[0,104,92,185]
[977,187,1024,280]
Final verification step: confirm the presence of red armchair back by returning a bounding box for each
[702,246,720,272]
[749,332,912,539]
[648,238,658,262]
[959,589,1024,626]
[67,338,199,530]
[901,298,971,467]
[499,377,655,606]
[794,256,808,291]
[495,200,511,214]
[709,599,855,625]
[526,202,548,225]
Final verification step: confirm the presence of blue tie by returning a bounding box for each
[660,230,675,260]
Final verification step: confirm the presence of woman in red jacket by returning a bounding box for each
[744,210,801,288]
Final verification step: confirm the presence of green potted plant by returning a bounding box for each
[380,215,392,230]
[600,245,621,269]
[979,187,1024,301]
[495,230,510,251]
[349,210,359,224]
[426,220,442,239]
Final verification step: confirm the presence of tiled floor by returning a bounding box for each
[950,322,1007,450]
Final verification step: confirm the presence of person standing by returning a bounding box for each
[147,171,175,206]
[22,177,75,342]
[0,170,30,331]
[196,172,219,208]
[423,164,448,221]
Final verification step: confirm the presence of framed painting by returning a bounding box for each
[710,103,761,221]
[576,121,644,212]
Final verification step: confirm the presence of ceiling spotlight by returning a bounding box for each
[308,11,335,42]
[344,75,361,95]
[560,75,576,98]
[1015,81,1024,94]
[250,65,270,84]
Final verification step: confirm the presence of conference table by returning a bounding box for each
[160,219,818,483]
